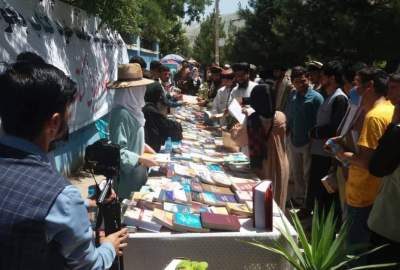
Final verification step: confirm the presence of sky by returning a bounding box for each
[206,0,249,15]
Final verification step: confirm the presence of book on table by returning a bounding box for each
[123,207,162,232]
[200,212,241,231]
[226,203,253,218]
[173,213,209,233]
[153,208,175,230]
[253,180,273,231]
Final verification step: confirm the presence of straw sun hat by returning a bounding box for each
[107,63,153,89]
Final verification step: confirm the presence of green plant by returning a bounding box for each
[242,205,397,270]
[176,260,208,270]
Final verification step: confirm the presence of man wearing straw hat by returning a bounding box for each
[108,63,159,199]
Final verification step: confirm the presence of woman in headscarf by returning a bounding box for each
[143,82,183,152]
[108,63,158,199]
[231,84,289,209]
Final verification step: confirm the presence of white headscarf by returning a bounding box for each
[113,86,147,127]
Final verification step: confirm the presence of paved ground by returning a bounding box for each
[68,170,106,199]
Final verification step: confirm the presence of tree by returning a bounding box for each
[192,13,226,66]
[62,0,212,54]
[229,0,400,70]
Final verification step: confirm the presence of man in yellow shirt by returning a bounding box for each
[335,67,394,253]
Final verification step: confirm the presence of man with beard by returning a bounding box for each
[229,62,257,104]
[0,60,128,269]
[304,61,348,218]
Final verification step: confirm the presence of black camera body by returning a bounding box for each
[85,139,121,179]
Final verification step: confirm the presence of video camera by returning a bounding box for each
[85,139,121,179]
[84,139,124,270]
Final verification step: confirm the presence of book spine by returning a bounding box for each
[265,185,273,232]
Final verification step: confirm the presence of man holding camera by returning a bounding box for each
[0,60,128,269]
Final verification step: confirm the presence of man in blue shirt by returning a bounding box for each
[0,59,128,269]
[286,66,324,208]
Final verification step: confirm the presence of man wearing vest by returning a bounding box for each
[305,61,349,217]
[0,60,128,269]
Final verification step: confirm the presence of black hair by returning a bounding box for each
[343,62,367,84]
[291,66,307,80]
[16,51,46,64]
[0,62,77,140]
[145,82,164,104]
[322,60,344,85]
[357,67,388,96]
[150,60,162,71]
[389,72,400,83]
[129,56,147,69]
[232,62,250,73]
[159,65,170,73]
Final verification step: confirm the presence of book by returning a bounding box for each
[201,192,225,206]
[207,164,224,173]
[245,201,253,212]
[191,191,203,203]
[209,206,229,215]
[201,184,233,195]
[163,202,193,214]
[235,190,253,203]
[231,181,258,192]
[132,192,155,202]
[153,208,175,230]
[211,172,232,187]
[173,213,209,233]
[214,193,237,204]
[253,180,273,231]
[123,208,162,232]
[226,203,253,218]
[200,212,241,231]
[158,189,175,203]
[190,180,203,193]
[191,202,210,214]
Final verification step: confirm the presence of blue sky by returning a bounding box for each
[206,0,249,15]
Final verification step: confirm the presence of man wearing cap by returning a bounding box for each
[207,64,223,101]
[229,62,258,104]
[306,60,324,92]
[108,63,159,199]
[211,68,236,125]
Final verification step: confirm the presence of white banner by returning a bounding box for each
[0,0,129,131]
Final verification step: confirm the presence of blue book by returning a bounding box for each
[208,164,223,172]
[214,194,237,204]
[173,213,208,232]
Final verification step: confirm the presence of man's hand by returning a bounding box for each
[139,156,159,168]
[100,228,129,256]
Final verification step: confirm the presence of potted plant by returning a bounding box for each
[242,205,397,270]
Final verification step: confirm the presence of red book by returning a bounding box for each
[252,180,273,231]
[200,212,241,231]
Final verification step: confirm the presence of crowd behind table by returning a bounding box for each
[0,51,399,269]
[132,58,399,266]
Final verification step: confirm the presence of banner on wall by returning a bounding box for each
[0,0,129,131]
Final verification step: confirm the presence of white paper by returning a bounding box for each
[228,99,246,124]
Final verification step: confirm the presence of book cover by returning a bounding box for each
[211,172,232,187]
[232,181,258,192]
[214,193,237,204]
[253,180,273,231]
[200,212,241,231]
[201,184,233,195]
[235,190,253,203]
[190,180,203,193]
[191,191,203,203]
[163,202,192,214]
[226,203,252,217]
[201,192,222,206]
[123,208,162,232]
[209,206,229,215]
[173,213,209,233]
[153,208,174,230]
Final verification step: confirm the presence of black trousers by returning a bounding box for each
[368,231,400,267]
[306,155,341,216]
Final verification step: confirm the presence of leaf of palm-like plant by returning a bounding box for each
[289,211,314,269]
[321,222,348,269]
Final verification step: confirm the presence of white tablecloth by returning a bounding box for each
[124,202,297,270]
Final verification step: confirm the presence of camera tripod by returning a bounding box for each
[94,177,124,270]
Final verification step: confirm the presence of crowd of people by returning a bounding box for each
[0,51,399,268]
